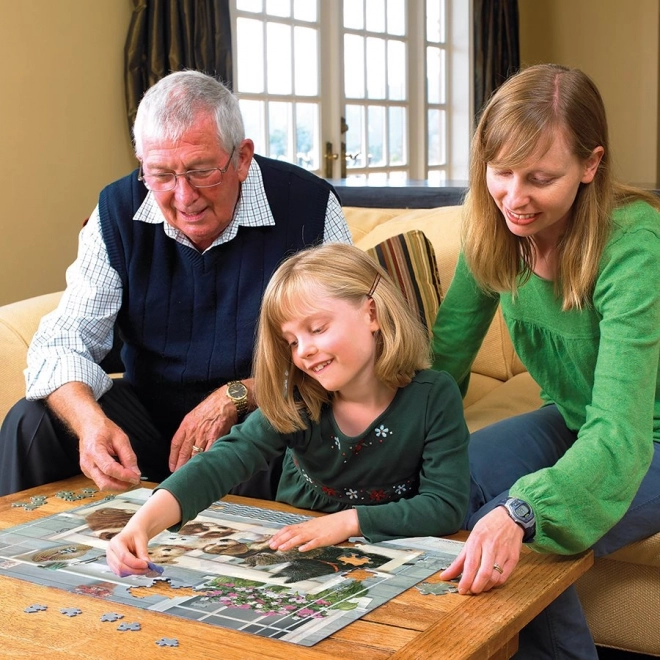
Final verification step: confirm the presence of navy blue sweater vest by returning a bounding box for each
[98,155,333,433]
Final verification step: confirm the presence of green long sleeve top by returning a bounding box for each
[432,201,660,555]
[158,370,470,543]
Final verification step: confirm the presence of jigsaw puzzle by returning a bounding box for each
[0,488,463,646]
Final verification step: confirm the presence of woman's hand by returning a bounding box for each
[268,509,360,552]
[440,506,524,594]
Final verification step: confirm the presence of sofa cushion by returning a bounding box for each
[351,205,527,383]
[365,229,442,334]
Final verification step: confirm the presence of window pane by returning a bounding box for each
[426,0,445,43]
[345,105,365,168]
[344,0,364,29]
[344,35,365,99]
[427,169,447,184]
[294,26,318,95]
[366,0,386,33]
[427,46,445,104]
[368,105,386,166]
[387,40,406,100]
[428,108,446,165]
[237,0,263,12]
[269,102,292,160]
[239,99,266,155]
[387,0,405,36]
[237,19,264,93]
[388,170,408,183]
[267,23,292,94]
[266,0,291,17]
[293,0,317,21]
[366,37,386,99]
[389,106,405,165]
[296,102,319,170]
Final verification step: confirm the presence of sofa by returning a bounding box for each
[1,202,659,656]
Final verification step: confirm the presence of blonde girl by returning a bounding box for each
[108,243,469,575]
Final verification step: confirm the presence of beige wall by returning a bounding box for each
[0,0,135,306]
[519,0,660,187]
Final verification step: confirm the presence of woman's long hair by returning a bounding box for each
[465,63,660,310]
[253,243,431,433]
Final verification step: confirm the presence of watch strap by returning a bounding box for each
[226,381,249,418]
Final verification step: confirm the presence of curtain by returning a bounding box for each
[124,0,232,130]
[473,0,520,123]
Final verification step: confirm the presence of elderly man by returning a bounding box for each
[0,71,350,496]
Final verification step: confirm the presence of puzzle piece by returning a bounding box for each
[416,581,459,596]
[24,604,48,613]
[100,612,124,622]
[155,638,179,647]
[146,561,164,575]
[60,607,83,616]
[117,622,141,631]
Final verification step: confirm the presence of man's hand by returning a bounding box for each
[47,383,141,491]
[268,510,361,552]
[168,378,255,472]
[440,506,523,594]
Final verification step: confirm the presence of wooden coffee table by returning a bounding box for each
[0,475,592,659]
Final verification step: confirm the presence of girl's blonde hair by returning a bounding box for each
[253,243,431,433]
[465,63,660,310]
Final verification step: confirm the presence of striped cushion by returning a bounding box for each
[365,230,442,334]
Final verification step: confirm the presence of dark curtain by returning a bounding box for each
[473,0,520,123]
[124,0,232,130]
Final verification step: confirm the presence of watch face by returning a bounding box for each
[228,382,247,399]
[513,501,531,518]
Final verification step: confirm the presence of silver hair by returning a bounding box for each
[133,70,245,162]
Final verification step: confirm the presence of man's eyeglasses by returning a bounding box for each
[138,147,236,192]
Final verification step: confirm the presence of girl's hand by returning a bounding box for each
[440,506,523,594]
[269,509,360,552]
[106,526,152,577]
[105,489,182,577]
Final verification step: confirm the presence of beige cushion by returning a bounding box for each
[0,292,62,422]
[350,206,526,383]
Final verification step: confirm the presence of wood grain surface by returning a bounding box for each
[0,475,593,659]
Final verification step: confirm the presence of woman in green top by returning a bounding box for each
[106,243,469,575]
[433,63,660,659]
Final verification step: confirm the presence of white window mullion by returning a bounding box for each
[408,0,426,179]
[320,0,344,179]
[446,0,472,181]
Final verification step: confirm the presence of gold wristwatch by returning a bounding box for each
[226,380,249,419]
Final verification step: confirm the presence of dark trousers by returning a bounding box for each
[0,379,283,499]
[467,405,660,659]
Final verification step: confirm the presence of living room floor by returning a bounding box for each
[597,647,657,659]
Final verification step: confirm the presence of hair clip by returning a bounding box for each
[367,273,381,298]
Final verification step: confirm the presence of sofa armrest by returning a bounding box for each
[0,292,63,423]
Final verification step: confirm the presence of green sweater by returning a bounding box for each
[158,370,470,543]
[432,201,660,555]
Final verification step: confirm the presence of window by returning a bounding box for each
[232,0,471,181]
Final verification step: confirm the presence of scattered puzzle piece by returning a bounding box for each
[100,612,124,622]
[155,638,179,647]
[118,622,141,631]
[24,604,48,613]
[60,607,83,616]
[416,581,459,596]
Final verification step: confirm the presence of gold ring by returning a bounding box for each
[493,563,504,574]
[191,445,203,454]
